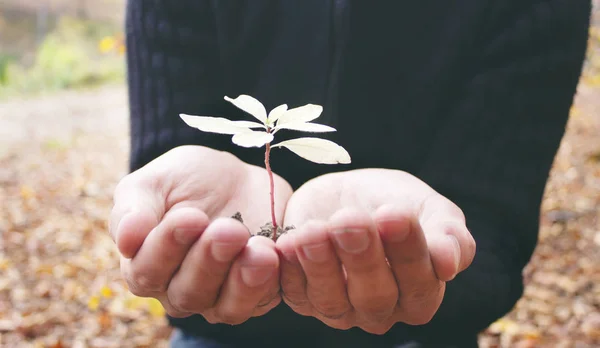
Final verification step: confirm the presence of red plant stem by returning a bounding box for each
[264,141,278,240]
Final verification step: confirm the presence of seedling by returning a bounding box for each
[180,94,351,240]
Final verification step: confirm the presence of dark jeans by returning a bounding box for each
[169,329,474,348]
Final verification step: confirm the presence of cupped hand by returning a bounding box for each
[276,169,476,334]
[109,145,293,324]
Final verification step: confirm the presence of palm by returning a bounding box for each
[283,169,436,224]
[111,145,293,323]
[159,146,293,234]
[277,168,473,333]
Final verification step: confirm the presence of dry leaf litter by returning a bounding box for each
[0,74,598,347]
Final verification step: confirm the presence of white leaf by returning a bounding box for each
[275,104,323,127]
[232,131,274,148]
[267,104,288,124]
[231,120,266,129]
[275,122,336,133]
[180,114,249,135]
[224,95,268,123]
[271,137,351,164]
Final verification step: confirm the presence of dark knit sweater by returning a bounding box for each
[124,1,591,347]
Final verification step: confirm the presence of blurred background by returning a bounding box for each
[0,1,598,347]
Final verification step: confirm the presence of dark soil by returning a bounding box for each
[231,212,295,240]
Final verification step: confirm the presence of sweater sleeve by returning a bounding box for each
[125,0,231,172]
[397,0,591,340]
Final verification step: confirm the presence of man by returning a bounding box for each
[109,1,591,347]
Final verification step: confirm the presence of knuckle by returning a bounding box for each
[322,319,352,331]
[257,291,281,308]
[307,285,351,320]
[281,292,310,308]
[403,310,436,326]
[362,323,394,335]
[449,203,465,222]
[128,269,166,293]
[313,301,351,320]
[126,284,149,298]
[358,286,398,307]
[215,308,250,325]
[113,173,138,199]
[169,290,210,313]
[467,234,477,258]
[407,281,444,304]
[436,196,465,222]
[360,307,394,325]
[165,307,191,319]
[281,294,312,316]
[122,268,151,297]
[400,282,444,325]
[203,314,220,325]
[355,293,397,323]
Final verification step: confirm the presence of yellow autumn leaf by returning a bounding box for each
[583,74,600,87]
[100,285,113,298]
[570,106,582,119]
[98,36,116,54]
[523,330,541,340]
[117,42,126,55]
[124,295,146,310]
[0,258,10,271]
[488,318,519,335]
[147,298,166,317]
[20,185,35,200]
[88,295,100,311]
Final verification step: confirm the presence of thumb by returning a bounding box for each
[109,173,165,259]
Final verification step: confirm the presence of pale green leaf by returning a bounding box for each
[275,104,323,127]
[180,114,249,134]
[267,104,288,125]
[232,131,274,148]
[271,137,351,164]
[224,95,268,123]
[274,122,336,133]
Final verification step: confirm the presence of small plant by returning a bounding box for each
[180,94,351,240]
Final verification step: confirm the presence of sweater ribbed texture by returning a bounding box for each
[124,1,591,346]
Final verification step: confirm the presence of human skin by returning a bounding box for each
[109,147,476,331]
[277,169,476,334]
[109,145,292,324]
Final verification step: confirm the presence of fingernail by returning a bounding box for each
[241,266,274,287]
[448,235,461,271]
[301,242,330,263]
[332,228,369,254]
[211,242,240,262]
[173,228,200,245]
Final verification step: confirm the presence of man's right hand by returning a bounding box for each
[109,145,293,324]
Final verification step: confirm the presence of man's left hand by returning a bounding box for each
[276,169,476,334]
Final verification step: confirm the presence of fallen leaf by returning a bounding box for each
[88,296,100,311]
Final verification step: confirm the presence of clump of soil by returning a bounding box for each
[231,212,295,240]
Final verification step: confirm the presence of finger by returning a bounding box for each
[251,293,281,318]
[123,207,209,295]
[211,236,279,325]
[276,231,311,316]
[374,204,444,326]
[167,218,249,313]
[328,209,398,323]
[419,195,475,280]
[293,220,351,322]
[118,257,192,319]
[110,173,165,258]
